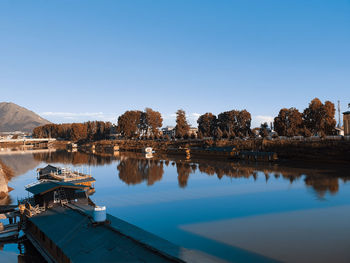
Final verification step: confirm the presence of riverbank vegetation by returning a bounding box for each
[32,98,339,142]
[33,121,112,142]
[116,108,163,138]
[274,98,336,137]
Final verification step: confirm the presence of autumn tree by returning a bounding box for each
[33,124,64,138]
[217,109,251,138]
[237,110,252,137]
[33,122,111,141]
[145,108,163,136]
[116,108,162,138]
[302,98,336,136]
[88,121,112,140]
[32,126,43,138]
[86,121,97,141]
[70,123,88,141]
[175,109,190,138]
[323,101,336,135]
[117,110,142,138]
[197,113,216,137]
[217,111,235,135]
[274,108,302,137]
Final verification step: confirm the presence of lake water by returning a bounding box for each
[1,150,350,263]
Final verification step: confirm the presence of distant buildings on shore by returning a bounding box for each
[161,126,176,137]
[188,127,198,137]
[161,126,198,138]
[335,127,344,136]
[0,131,30,140]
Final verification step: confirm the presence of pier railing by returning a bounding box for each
[18,197,47,218]
[24,204,46,218]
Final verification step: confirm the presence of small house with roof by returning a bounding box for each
[161,126,175,137]
[37,165,61,177]
[36,165,96,189]
[25,181,89,209]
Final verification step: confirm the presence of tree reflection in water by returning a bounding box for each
[305,177,339,198]
[117,158,163,186]
[33,150,118,166]
[176,162,192,188]
[114,153,350,199]
[29,151,350,199]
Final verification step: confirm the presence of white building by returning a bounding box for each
[188,127,198,137]
[161,126,175,137]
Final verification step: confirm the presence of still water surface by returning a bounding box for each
[1,150,350,262]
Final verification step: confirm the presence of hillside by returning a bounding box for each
[0,102,51,132]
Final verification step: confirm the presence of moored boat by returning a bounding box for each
[37,165,96,188]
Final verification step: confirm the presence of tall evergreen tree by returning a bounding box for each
[175,109,190,138]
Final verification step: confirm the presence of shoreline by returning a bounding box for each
[1,138,350,164]
[80,138,350,165]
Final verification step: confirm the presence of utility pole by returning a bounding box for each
[338,100,341,128]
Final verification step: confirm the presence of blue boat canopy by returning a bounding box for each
[25,181,87,195]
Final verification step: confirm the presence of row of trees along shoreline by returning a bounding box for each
[32,98,339,141]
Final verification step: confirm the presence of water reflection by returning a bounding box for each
[1,150,349,200]
[117,157,164,186]
[32,150,118,166]
[0,150,350,262]
[0,153,39,176]
[305,177,339,197]
[176,162,192,188]
[111,153,350,198]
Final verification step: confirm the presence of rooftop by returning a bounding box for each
[162,126,175,130]
[37,164,60,174]
[343,111,350,115]
[25,181,88,195]
[28,205,223,263]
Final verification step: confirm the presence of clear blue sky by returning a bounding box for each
[1,0,349,127]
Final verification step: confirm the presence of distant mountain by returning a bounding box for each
[0,102,51,132]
